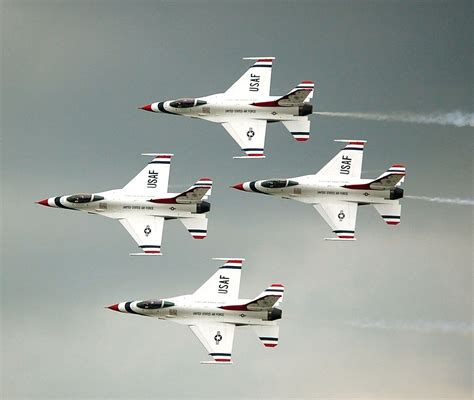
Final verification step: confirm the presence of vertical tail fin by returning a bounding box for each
[150,178,212,204]
[250,284,285,309]
[371,165,406,189]
[279,81,314,105]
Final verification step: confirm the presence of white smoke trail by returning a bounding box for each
[348,319,473,336]
[406,195,474,206]
[314,111,474,128]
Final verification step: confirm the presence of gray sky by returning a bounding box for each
[1,1,472,399]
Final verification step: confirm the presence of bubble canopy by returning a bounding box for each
[66,194,104,203]
[169,98,207,108]
[260,180,299,189]
[136,300,175,310]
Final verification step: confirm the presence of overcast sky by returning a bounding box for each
[1,1,472,399]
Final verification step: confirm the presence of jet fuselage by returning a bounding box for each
[38,190,210,220]
[143,96,312,123]
[109,295,281,326]
[234,177,404,205]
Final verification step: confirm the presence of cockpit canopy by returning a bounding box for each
[66,193,104,204]
[260,179,299,189]
[136,300,175,310]
[169,98,207,108]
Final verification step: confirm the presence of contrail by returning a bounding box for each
[406,195,474,206]
[348,319,473,336]
[314,111,474,128]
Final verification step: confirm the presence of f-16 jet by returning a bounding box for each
[233,140,406,240]
[140,57,314,159]
[107,258,284,364]
[36,154,212,255]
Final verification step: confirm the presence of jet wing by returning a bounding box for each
[222,119,267,158]
[313,201,358,241]
[189,322,235,364]
[193,258,244,301]
[224,57,274,99]
[122,153,173,196]
[118,215,165,255]
[314,140,366,182]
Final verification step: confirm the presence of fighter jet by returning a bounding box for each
[107,258,283,364]
[36,154,212,255]
[232,140,406,240]
[140,57,314,159]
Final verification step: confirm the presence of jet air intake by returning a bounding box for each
[389,187,404,200]
[298,104,313,116]
[267,308,282,321]
[196,201,211,214]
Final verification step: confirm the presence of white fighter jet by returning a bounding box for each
[107,258,284,364]
[140,57,314,158]
[232,140,406,240]
[36,154,212,255]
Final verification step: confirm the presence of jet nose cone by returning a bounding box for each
[139,104,153,112]
[36,198,50,207]
[232,183,245,191]
[107,304,120,312]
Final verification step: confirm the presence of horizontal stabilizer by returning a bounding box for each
[281,119,311,142]
[253,325,279,348]
[373,202,402,225]
[181,216,209,239]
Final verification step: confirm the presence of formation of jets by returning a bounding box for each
[37,57,406,364]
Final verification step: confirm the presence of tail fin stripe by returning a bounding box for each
[149,160,171,164]
[250,64,272,69]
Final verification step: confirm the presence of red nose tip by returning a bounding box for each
[139,104,153,112]
[107,304,120,312]
[36,198,50,207]
[232,183,244,191]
